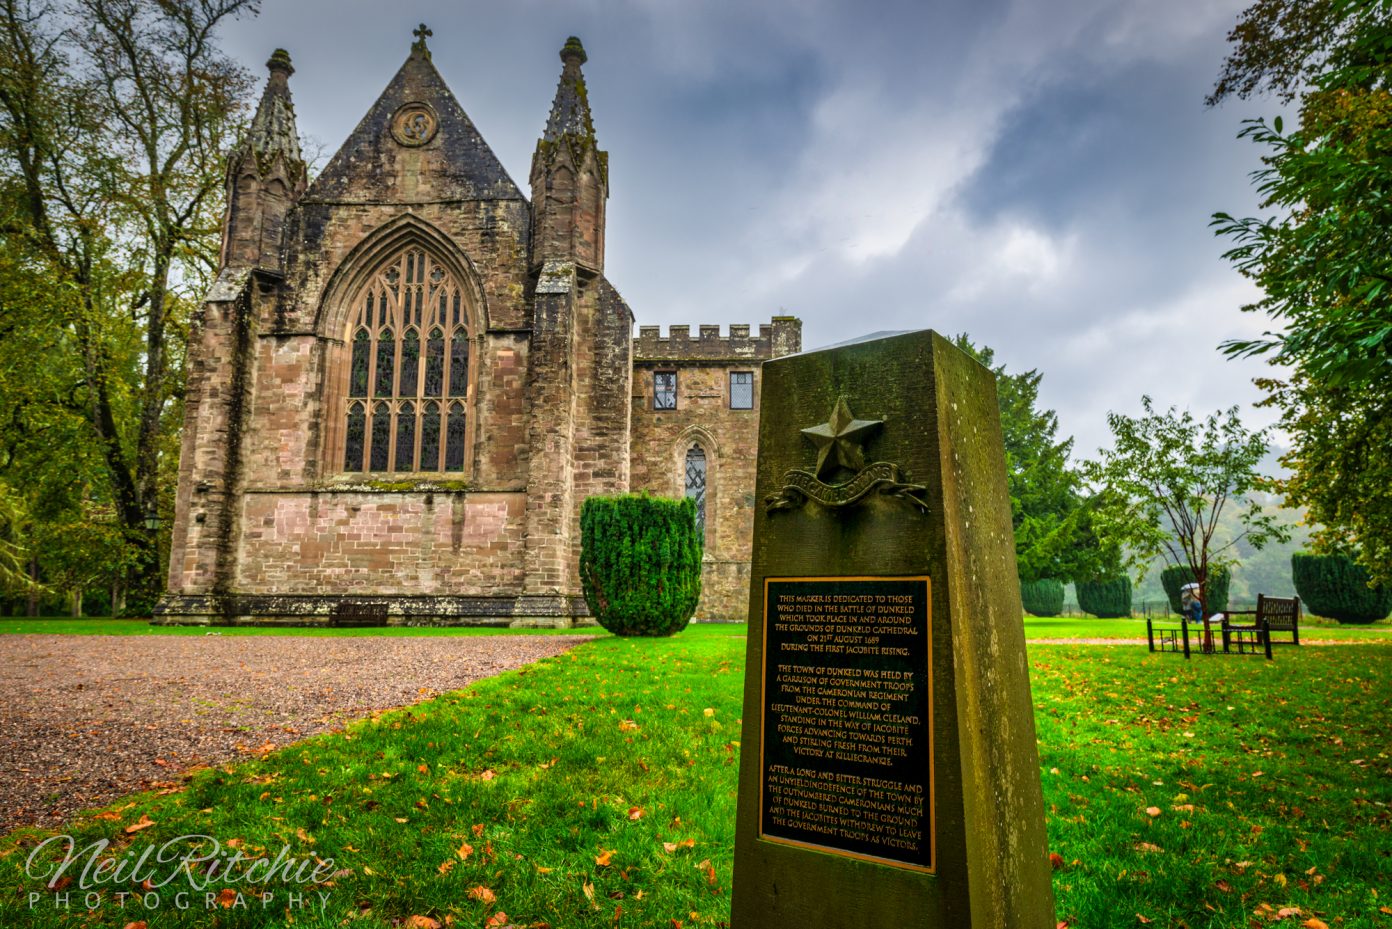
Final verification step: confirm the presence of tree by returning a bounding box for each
[952,336,1115,583]
[1083,398,1289,615]
[1210,0,1392,584]
[0,0,255,606]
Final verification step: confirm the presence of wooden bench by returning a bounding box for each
[329,601,389,627]
[1238,594,1301,646]
[1146,615,1191,659]
[1223,594,1300,657]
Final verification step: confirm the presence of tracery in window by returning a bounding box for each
[344,402,366,470]
[342,247,471,473]
[685,445,707,531]
[445,402,467,472]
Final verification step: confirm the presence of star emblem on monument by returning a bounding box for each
[800,397,883,480]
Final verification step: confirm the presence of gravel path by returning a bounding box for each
[0,633,592,834]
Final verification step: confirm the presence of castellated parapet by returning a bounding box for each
[634,316,802,362]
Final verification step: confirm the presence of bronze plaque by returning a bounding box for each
[759,576,934,872]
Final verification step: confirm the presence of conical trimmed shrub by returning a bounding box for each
[1077,576,1132,618]
[580,494,703,636]
[1292,552,1392,624]
[1021,578,1064,617]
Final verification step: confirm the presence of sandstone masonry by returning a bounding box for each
[157,31,799,627]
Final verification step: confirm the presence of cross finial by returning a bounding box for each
[412,23,432,51]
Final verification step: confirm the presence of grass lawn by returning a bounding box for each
[1023,614,1392,641]
[1,626,1389,928]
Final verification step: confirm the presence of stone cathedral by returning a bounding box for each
[157,30,800,627]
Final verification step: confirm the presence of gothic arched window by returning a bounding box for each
[341,247,471,473]
[684,445,707,531]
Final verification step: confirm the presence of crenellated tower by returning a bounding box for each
[529,37,607,273]
[221,49,307,271]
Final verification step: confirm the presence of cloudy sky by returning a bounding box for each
[220,0,1282,460]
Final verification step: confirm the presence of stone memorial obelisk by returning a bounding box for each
[731,330,1055,927]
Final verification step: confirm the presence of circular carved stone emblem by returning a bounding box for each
[391,103,438,146]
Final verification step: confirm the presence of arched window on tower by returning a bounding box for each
[340,247,470,473]
[684,445,707,532]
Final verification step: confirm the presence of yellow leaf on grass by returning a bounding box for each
[619,719,640,732]
[703,708,715,717]
[595,849,614,866]
[1302,920,1330,929]
[438,860,454,875]
[1144,807,1161,818]
[403,917,440,929]
[124,815,156,835]
[456,842,474,861]
[468,886,497,905]
[628,807,644,821]
[479,769,497,781]
[1134,843,1163,854]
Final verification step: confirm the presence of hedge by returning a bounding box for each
[1021,578,1064,617]
[1292,552,1392,624]
[579,494,703,636]
[1076,576,1132,618]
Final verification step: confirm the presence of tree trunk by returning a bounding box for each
[26,556,38,617]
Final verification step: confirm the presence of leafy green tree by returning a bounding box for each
[1084,398,1289,614]
[0,0,254,604]
[1211,0,1392,584]
[952,335,1112,583]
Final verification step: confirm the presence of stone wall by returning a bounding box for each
[234,490,526,594]
[630,319,801,620]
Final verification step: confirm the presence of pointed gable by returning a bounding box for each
[307,35,523,203]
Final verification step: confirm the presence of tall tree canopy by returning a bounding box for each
[1211,0,1392,584]
[0,0,256,610]
[953,336,1118,583]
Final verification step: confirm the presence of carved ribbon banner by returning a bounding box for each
[765,461,929,514]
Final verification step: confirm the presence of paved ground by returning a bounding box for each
[0,633,592,833]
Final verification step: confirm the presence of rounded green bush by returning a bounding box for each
[1292,552,1392,624]
[579,493,703,636]
[1161,564,1230,615]
[1021,578,1064,617]
[1077,576,1132,618]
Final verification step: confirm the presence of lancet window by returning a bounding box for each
[343,247,470,472]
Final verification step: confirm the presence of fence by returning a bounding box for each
[1056,599,1262,619]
